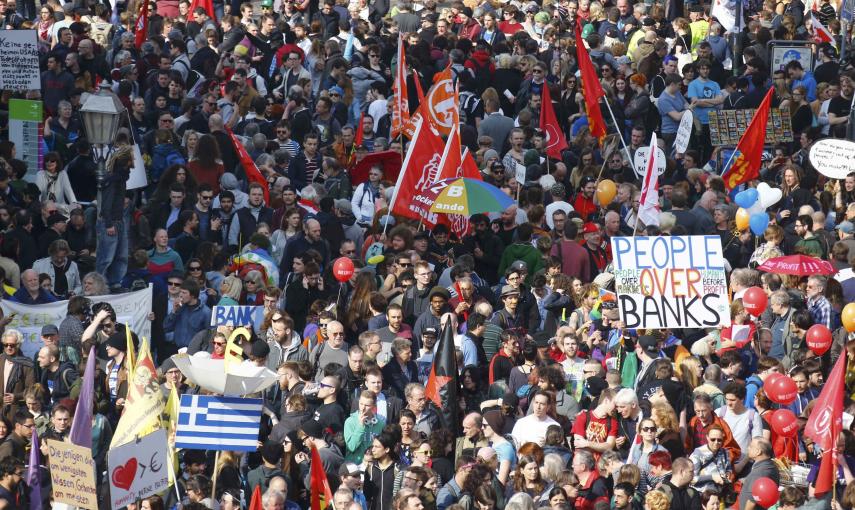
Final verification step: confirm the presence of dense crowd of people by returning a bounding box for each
[0,0,853,509]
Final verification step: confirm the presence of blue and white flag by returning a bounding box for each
[175,395,263,451]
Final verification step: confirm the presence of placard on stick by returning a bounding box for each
[610,235,730,329]
[0,31,41,91]
[47,439,98,510]
[108,429,170,510]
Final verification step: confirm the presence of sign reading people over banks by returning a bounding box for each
[610,236,730,329]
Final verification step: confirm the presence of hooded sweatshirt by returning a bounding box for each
[267,330,309,371]
[213,173,249,210]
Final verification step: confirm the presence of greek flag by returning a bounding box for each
[175,395,263,451]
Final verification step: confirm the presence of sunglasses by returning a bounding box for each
[189,266,202,271]
[641,426,656,432]
[168,282,182,287]
[708,437,724,443]
[212,341,226,346]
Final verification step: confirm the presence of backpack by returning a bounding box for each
[466,59,493,95]
[590,51,609,70]
[150,146,186,182]
[365,241,384,264]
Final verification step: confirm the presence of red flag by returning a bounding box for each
[354,112,365,148]
[434,123,471,238]
[540,83,569,160]
[637,132,660,227]
[226,127,269,204]
[721,87,774,190]
[811,13,836,47]
[389,117,446,225]
[134,1,148,50]
[575,23,607,141]
[425,321,460,433]
[188,0,217,22]
[390,34,410,139]
[310,444,334,510]
[248,485,262,510]
[804,351,846,495]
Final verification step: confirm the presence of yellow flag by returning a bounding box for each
[110,337,164,447]
[163,384,180,486]
[125,325,137,379]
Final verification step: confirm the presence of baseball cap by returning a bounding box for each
[510,260,528,272]
[582,222,599,234]
[328,85,344,96]
[47,212,69,226]
[41,324,59,336]
[533,331,551,348]
[422,326,438,337]
[334,198,352,214]
[300,419,325,439]
[638,335,659,354]
[261,0,273,6]
[836,221,854,234]
[339,462,363,477]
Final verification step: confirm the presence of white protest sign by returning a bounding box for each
[108,429,170,510]
[515,162,527,184]
[128,144,149,190]
[634,146,666,179]
[808,138,855,179]
[47,439,98,510]
[0,31,41,91]
[610,236,730,329]
[674,110,693,154]
[210,305,265,333]
[0,286,153,357]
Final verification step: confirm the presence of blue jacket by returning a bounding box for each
[164,301,211,349]
[9,287,58,304]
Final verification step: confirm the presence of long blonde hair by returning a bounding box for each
[678,356,703,391]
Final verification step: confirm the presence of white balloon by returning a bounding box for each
[757,182,783,209]
[747,201,766,216]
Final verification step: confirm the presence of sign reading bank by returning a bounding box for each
[611,236,730,329]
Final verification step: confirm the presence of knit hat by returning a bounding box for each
[483,410,505,433]
[428,286,450,301]
[534,11,550,23]
[107,331,127,352]
[483,149,499,162]
[300,419,325,439]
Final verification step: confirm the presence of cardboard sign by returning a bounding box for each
[128,144,149,190]
[515,162,527,185]
[108,429,170,510]
[674,110,693,154]
[0,31,40,91]
[47,439,98,510]
[611,236,730,329]
[808,138,855,179]
[633,146,666,179]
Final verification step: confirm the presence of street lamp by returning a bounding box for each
[79,83,126,212]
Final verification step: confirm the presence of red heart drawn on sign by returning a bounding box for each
[112,458,138,491]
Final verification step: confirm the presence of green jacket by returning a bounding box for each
[498,243,543,284]
[795,236,825,258]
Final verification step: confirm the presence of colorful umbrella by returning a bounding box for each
[428,178,515,216]
[756,254,835,276]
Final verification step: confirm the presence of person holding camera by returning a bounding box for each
[343,389,386,463]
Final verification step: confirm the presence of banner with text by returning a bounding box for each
[210,305,264,333]
[611,236,730,329]
[0,31,41,91]
[0,286,153,357]
[47,439,98,510]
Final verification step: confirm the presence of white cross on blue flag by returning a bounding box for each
[175,395,263,451]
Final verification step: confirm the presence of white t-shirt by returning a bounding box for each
[716,405,762,462]
[511,414,559,447]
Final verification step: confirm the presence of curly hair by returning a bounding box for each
[651,402,680,433]
[645,490,670,510]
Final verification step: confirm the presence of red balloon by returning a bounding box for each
[332,257,355,282]
[751,477,780,508]
[763,372,783,389]
[742,287,768,316]
[806,324,833,355]
[766,375,798,405]
[770,409,798,438]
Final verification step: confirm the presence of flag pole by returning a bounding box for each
[601,99,634,166]
[211,450,221,501]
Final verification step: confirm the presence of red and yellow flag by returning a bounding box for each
[310,444,334,510]
[574,23,607,141]
[721,87,773,190]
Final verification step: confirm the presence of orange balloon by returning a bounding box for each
[735,207,750,231]
[843,303,855,333]
[596,179,617,206]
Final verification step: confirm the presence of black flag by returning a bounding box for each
[425,319,460,434]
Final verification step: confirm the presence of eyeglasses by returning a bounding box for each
[398,262,412,267]
[708,437,724,443]
[2,343,16,348]
[318,382,335,389]
[416,449,432,455]
[168,282,182,287]
[212,341,226,346]
[601,67,612,72]
[641,426,657,432]
[189,266,202,271]
[532,69,544,74]
[200,195,213,200]
[369,54,379,58]
[319,322,330,329]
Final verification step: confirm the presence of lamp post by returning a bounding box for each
[78,83,126,217]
